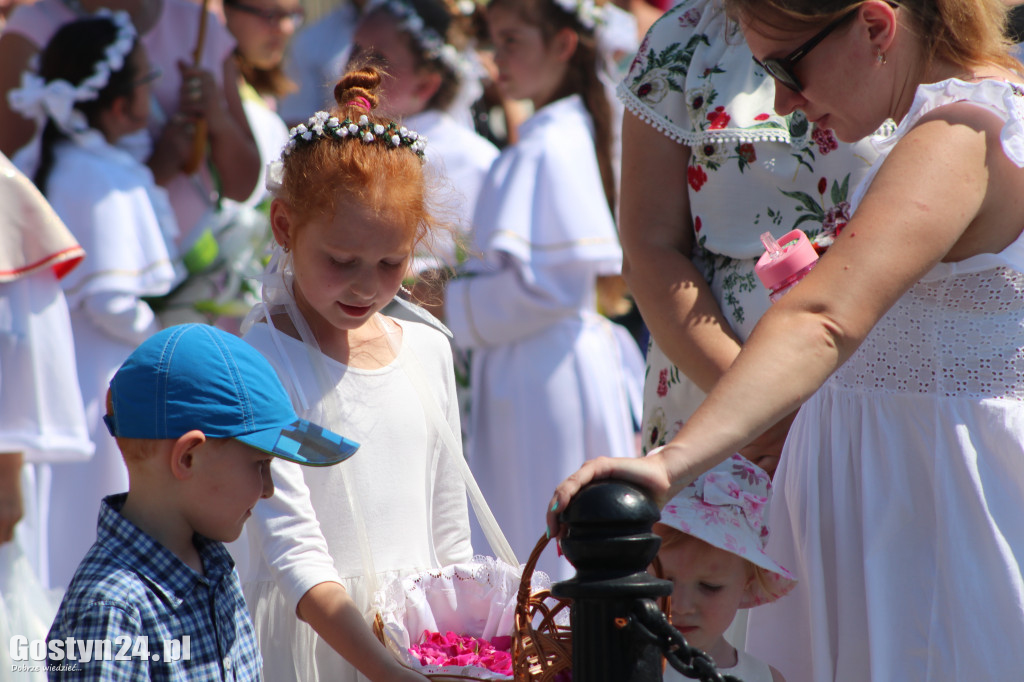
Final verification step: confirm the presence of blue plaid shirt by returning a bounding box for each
[47,494,261,681]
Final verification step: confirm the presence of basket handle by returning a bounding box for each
[515,535,672,618]
[515,533,553,616]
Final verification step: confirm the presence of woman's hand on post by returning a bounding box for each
[546,452,674,538]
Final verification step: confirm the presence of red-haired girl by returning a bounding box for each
[236,65,471,682]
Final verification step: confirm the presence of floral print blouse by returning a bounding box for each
[618,0,892,452]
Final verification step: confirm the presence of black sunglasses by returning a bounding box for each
[133,67,162,88]
[752,2,897,93]
[224,0,304,27]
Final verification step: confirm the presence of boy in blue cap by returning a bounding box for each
[46,324,359,680]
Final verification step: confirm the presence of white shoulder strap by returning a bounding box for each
[398,342,519,568]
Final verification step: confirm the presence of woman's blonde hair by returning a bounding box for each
[724,0,1019,72]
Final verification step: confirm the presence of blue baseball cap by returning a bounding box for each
[104,324,358,466]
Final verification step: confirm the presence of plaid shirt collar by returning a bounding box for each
[97,494,236,610]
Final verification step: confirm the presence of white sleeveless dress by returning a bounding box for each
[663,648,774,682]
[746,79,1024,681]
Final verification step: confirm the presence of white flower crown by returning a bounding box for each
[8,9,137,136]
[364,0,475,81]
[551,0,604,30]
[282,111,428,160]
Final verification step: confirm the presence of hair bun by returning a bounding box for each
[333,66,383,113]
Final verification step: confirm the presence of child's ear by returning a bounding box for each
[269,198,294,251]
[413,69,443,109]
[743,566,758,600]
[551,26,579,64]
[169,429,206,481]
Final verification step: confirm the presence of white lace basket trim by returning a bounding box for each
[373,555,563,679]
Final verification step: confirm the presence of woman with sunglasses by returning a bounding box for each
[618,1,884,477]
[550,1,1024,679]
[613,0,888,654]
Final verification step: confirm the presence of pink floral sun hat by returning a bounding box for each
[658,453,796,608]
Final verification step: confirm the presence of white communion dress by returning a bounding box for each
[43,133,177,588]
[745,79,1024,681]
[445,94,638,581]
[0,153,92,589]
[239,314,473,682]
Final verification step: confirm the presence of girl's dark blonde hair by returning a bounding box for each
[486,0,617,215]
[724,0,1019,72]
[365,0,477,112]
[33,17,142,193]
[276,64,434,246]
[236,53,298,100]
[654,523,778,602]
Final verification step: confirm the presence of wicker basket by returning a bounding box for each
[371,556,541,681]
[373,537,668,681]
[511,534,572,682]
[511,535,671,682]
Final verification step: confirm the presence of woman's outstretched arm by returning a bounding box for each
[549,103,1008,532]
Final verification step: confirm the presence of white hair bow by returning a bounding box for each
[7,8,136,136]
[7,72,89,135]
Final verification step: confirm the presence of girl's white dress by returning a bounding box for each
[445,94,637,580]
[237,84,289,209]
[745,79,1024,681]
[664,648,773,682]
[239,317,473,682]
[42,133,177,588]
[403,109,499,273]
[0,153,92,589]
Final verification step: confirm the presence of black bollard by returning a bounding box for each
[551,479,672,682]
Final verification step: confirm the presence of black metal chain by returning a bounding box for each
[616,599,744,682]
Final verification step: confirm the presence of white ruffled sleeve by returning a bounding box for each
[82,292,160,346]
[446,98,621,349]
[446,256,601,349]
[247,458,344,613]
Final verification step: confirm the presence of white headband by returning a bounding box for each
[7,9,136,136]
[364,0,476,81]
[552,0,605,31]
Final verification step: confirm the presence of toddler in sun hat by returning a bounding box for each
[654,454,795,682]
[47,323,359,681]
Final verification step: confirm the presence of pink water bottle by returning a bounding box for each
[754,229,819,302]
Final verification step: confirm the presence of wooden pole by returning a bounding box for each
[182,0,210,174]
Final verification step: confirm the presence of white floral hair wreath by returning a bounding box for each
[283,111,428,158]
[7,9,137,136]
[363,0,476,81]
[267,111,428,195]
[551,0,605,30]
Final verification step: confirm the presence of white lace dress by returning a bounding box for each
[745,79,1024,681]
